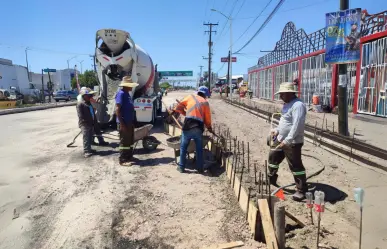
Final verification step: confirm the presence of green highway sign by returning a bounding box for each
[159,71,193,77]
[43,68,56,73]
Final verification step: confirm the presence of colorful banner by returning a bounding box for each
[325,8,362,64]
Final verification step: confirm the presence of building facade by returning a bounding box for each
[0,58,77,95]
[248,9,387,117]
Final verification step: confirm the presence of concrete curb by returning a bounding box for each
[0,102,77,116]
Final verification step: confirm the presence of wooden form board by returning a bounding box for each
[233,176,241,197]
[227,162,233,181]
[238,186,249,213]
[258,199,279,249]
[247,201,258,235]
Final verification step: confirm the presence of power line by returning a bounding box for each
[234,0,285,54]
[232,0,273,46]
[236,0,334,20]
[234,0,247,19]
[209,0,217,19]
[0,43,91,56]
[216,63,226,74]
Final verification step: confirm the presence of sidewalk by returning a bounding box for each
[236,97,387,149]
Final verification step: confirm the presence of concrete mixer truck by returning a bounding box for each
[93,28,162,126]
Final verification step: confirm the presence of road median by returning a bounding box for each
[0,102,77,116]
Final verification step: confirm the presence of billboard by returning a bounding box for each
[159,71,193,77]
[325,8,361,64]
[221,57,237,62]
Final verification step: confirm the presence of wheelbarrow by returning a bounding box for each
[134,124,160,152]
[166,135,211,165]
[66,124,160,152]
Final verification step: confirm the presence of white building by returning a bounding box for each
[0,58,78,95]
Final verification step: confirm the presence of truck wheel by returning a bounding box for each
[142,136,160,151]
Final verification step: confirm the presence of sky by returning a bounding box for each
[1,0,387,80]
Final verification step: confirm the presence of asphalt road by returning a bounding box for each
[0,92,260,249]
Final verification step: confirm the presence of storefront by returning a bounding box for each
[248,10,387,116]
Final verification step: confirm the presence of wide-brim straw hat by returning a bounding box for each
[275,82,298,95]
[80,88,97,96]
[119,76,139,88]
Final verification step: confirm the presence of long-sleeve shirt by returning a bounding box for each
[174,94,212,132]
[275,98,306,145]
[76,100,95,128]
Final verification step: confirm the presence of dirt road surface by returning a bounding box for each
[0,91,262,249]
[209,95,387,249]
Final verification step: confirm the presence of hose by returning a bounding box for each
[270,153,326,196]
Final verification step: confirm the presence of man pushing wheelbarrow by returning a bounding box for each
[172,86,213,173]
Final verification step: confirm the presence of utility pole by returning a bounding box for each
[90,55,97,73]
[226,50,231,97]
[25,48,30,82]
[204,23,218,89]
[338,0,349,136]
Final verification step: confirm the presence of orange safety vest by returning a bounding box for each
[174,94,212,128]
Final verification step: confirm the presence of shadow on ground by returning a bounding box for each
[284,182,348,203]
[131,156,175,167]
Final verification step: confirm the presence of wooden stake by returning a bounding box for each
[274,204,285,249]
[284,210,306,228]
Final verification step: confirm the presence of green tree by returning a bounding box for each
[159,82,171,89]
[71,70,99,90]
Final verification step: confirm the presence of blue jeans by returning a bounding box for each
[179,128,203,170]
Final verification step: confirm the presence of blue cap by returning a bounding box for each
[197,86,210,97]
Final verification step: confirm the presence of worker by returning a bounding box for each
[115,76,138,166]
[77,86,108,146]
[267,82,307,201]
[173,86,213,173]
[165,89,168,96]
[76,88,108,158]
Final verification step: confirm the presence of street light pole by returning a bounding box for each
[78,60,84,74]
[211,8,233,99]
[67,56,77,69]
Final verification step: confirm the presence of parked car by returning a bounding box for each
[53,90,78,102]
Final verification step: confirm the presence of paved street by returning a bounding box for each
[0,92,260,249]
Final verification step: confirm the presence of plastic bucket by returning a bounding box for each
[312,95,320,105]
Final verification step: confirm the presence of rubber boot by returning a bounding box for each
[292,175,307,202]
[268,173,279,187]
